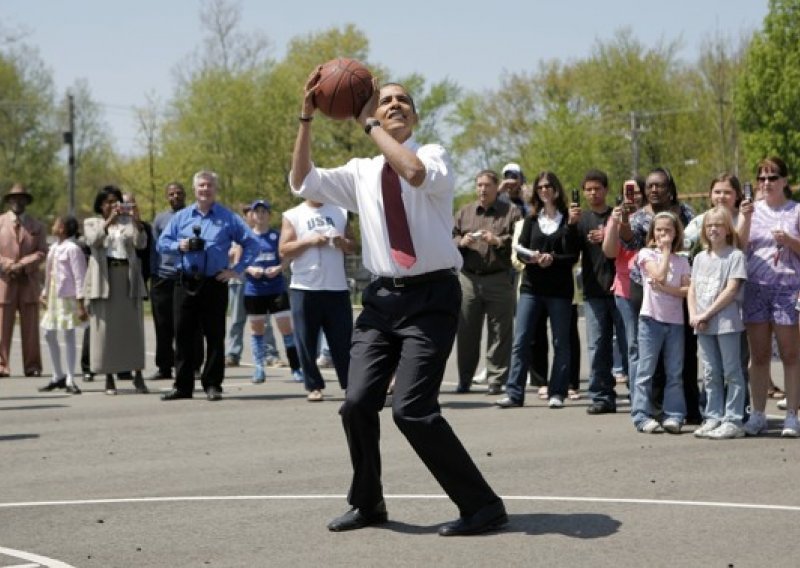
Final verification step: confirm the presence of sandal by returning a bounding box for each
[537,386,548,400]
[568,389,581,400]
[768,384,785,399]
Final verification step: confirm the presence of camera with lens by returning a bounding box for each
[186,225,205,252]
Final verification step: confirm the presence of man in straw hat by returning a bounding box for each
[0,184,47,377]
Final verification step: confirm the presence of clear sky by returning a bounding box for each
[2,0,769,155]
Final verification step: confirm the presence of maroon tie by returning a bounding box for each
[381,162,416,269]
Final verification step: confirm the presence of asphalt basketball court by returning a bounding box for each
[0,314,797,567]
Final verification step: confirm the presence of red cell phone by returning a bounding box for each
[624,182,635,203]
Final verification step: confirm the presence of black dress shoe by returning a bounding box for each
[66,383,82,394]
[454,385,471,394]
[486,384,504,395]
[133,371,149,394]
[38,377,67,392]
[327,501,388,532]
[25,369,42,377]
[438,500,508,536]
[586,401,616,415]
[205,386,222,401]
[161,389,193,401]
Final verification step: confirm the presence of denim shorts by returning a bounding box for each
[742,281,799,326]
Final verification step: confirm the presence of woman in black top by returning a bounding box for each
[496,171,578,408]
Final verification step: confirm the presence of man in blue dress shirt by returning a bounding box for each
[157,170,260,401]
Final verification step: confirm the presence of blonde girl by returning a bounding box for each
[688,207,748,439]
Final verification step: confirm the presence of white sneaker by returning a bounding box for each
[744,411,768,436]
[781,411,800,438]
[472,368,488,384]
[777,397,787,411]
[548,396,564,409]
[315,355,332,368]
[662,417,683,434]
[707,422,745,439]
[638,418,662,433]
[693,419,721,438]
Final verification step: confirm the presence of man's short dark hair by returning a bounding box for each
[475,169,499,184]
[381,82,416,113]
[582,169,608,189]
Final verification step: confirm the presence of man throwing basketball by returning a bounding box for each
[289,72,507,536]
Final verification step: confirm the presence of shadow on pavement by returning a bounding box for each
[0,404,69,411]
[0,433,40,441]
[373,512,621,538]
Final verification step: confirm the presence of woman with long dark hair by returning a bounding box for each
[496,171,578,408]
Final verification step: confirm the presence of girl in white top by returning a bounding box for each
[688,207,748,439]
[630,212,691,433]
[38,216,87,394]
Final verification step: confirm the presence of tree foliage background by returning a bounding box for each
[0,0,797,222]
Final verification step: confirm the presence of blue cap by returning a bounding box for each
[249,199,271,211]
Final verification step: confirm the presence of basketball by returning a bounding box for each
[313,58,374,120]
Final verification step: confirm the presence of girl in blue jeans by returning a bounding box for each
[631,212,691,433]
[688,207,747,439]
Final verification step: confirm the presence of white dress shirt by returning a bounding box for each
[289,137,463,277]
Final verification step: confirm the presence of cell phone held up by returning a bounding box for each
[571,189,580,206]
[623,182,636,204]
[743,182,753,202]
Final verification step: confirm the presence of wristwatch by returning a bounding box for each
[364,118,381,135]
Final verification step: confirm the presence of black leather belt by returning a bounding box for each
[374,268,456,288]
[107,258,128,267]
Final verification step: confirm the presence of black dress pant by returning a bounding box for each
[151,276,177,374]
[341,275,500,516]
[173,277,228,394]
[151,275,204,374]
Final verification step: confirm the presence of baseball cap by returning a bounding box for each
[249,199,271,211]
[502,163,523,178]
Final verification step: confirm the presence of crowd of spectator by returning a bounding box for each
[2,157,797,438]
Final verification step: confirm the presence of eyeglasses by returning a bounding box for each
[757,175,781,182]
[536,183,553,190]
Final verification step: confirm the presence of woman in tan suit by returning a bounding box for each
[83,185,148,395]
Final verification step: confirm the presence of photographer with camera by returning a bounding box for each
[82,185,148,395]
[157,170,260,401]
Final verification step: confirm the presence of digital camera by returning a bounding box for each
[186,225,205,252]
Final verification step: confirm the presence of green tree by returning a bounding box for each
[736,0,800,180]
[0,45,61,214]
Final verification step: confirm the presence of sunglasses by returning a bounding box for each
[757,175,781,182]
[536,183,554,190]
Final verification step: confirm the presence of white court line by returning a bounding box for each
[0,545,75,567]
[0,494,799,513]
